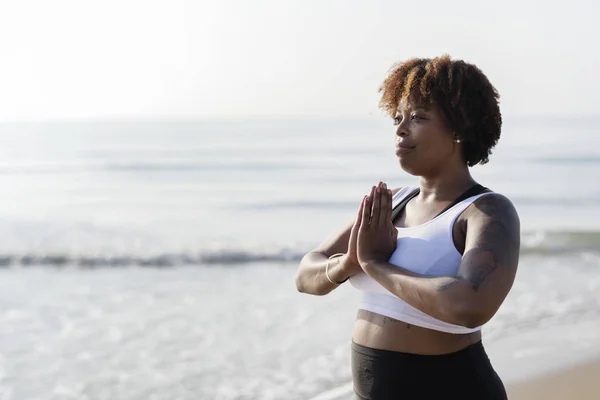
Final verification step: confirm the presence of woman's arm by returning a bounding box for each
[360,193,520,328]
[295,217,355,296]
[296,187,402,296]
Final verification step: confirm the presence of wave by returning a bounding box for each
[520,230,600,256]
[0,250,305,268]
[1,230,600,268]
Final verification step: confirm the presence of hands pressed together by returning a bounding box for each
[342,181,398,276]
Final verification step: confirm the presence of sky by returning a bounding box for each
[1,0,599,121]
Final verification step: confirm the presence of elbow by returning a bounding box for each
[295,252,330,296]
[295,272,307,293]
[461,316,485,330]
[294,269,328,296]
[454,304,491,329]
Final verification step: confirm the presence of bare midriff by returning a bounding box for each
[352,309,481,355]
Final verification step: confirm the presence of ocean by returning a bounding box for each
[1,116,600,399]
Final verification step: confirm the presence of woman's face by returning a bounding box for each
[393,98,461,176]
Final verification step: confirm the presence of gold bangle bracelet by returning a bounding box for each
[325,253,346,285]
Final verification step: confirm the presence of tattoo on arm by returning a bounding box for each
[438,194,520,293]
[437,278,461,291]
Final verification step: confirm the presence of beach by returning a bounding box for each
[1,117,600,399]
[495,319,600,400]
[508,359,600,400]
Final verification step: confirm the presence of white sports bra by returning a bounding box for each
[349,186,493,334]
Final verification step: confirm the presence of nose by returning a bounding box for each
[395,119,410,138]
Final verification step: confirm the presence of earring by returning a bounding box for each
[454,138,461,144]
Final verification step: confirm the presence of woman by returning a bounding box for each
[295,55,520,399]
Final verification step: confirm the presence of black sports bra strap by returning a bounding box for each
[391,188,420,222]
[391,184,491,224]
[435,184,490,218]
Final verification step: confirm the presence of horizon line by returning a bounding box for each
[2,112,600,124]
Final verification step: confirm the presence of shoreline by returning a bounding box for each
[507,357,600,399]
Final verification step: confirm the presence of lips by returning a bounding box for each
[395,142,415,155]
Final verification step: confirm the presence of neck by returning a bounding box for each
[417,163,475,201]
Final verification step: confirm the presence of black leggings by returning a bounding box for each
[351,340,507,400]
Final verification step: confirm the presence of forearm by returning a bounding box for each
[295,252,352,296]
[361,261,477,327]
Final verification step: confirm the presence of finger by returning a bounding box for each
[354,195,366,229]
[362,187,375,228]
[378,183,389,226]
[386,186,393,224]
[371,183,380,214]
[372,183,382,227]
[371,184,380,222]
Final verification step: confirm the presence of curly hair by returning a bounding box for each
[378,55,502,166]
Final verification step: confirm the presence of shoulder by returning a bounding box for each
[466,192,520,240]
[471,192,519,221]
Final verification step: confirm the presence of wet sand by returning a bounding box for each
[507,357,600,399]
